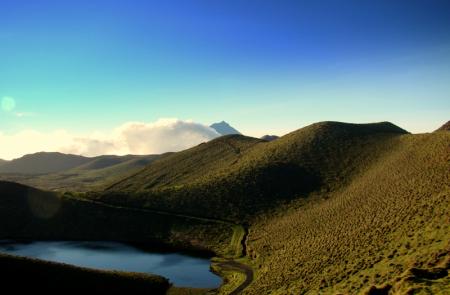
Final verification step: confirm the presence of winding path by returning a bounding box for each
[216,260,253,295]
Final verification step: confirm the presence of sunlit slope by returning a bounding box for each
[245,132,450,294]
[0,152,91,174]
[108,134,263,191]
[103,122,408,221]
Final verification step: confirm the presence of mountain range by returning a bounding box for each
[0,153,160,191]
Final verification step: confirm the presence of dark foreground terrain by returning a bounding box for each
[0,252,169,293]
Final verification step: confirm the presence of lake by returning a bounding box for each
[0,240,222,288]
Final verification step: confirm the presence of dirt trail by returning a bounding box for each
[216,260,253,295]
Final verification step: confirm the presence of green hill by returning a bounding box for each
[101,121,409,221]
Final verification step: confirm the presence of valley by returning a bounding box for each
[0,121,449,294]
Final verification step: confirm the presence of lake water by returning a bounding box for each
[0,240,221,288]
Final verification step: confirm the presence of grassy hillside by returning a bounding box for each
[0,252,170,293]
[108,134,262,192]
[0,154,160,191]
[90,121,448,294]
[244,131,450,294]
[100,122,408,222]
[0,152,91,174]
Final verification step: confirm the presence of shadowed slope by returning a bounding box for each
[0,181,235,255]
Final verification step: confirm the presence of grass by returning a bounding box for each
[244,132,450,294]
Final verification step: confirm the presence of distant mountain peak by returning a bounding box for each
[261,135,279,141]
[210,121,241,136]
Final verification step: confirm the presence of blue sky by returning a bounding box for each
[0,0,450,158]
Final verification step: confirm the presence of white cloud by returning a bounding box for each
[0,118,221,160]
[14,112,35,118]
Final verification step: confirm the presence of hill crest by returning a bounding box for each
[435,120,450,131]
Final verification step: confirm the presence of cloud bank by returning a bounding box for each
[0,118,221,160]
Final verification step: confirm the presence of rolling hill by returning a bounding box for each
[101,121,409,221]
[0,154,161,191]
[90,120,449,294]
[0,152,91,174]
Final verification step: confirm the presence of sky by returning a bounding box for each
[1,0,450,160]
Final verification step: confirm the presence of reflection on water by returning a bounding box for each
[0,241,221,288]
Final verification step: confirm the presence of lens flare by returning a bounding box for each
[1,96,16,112]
